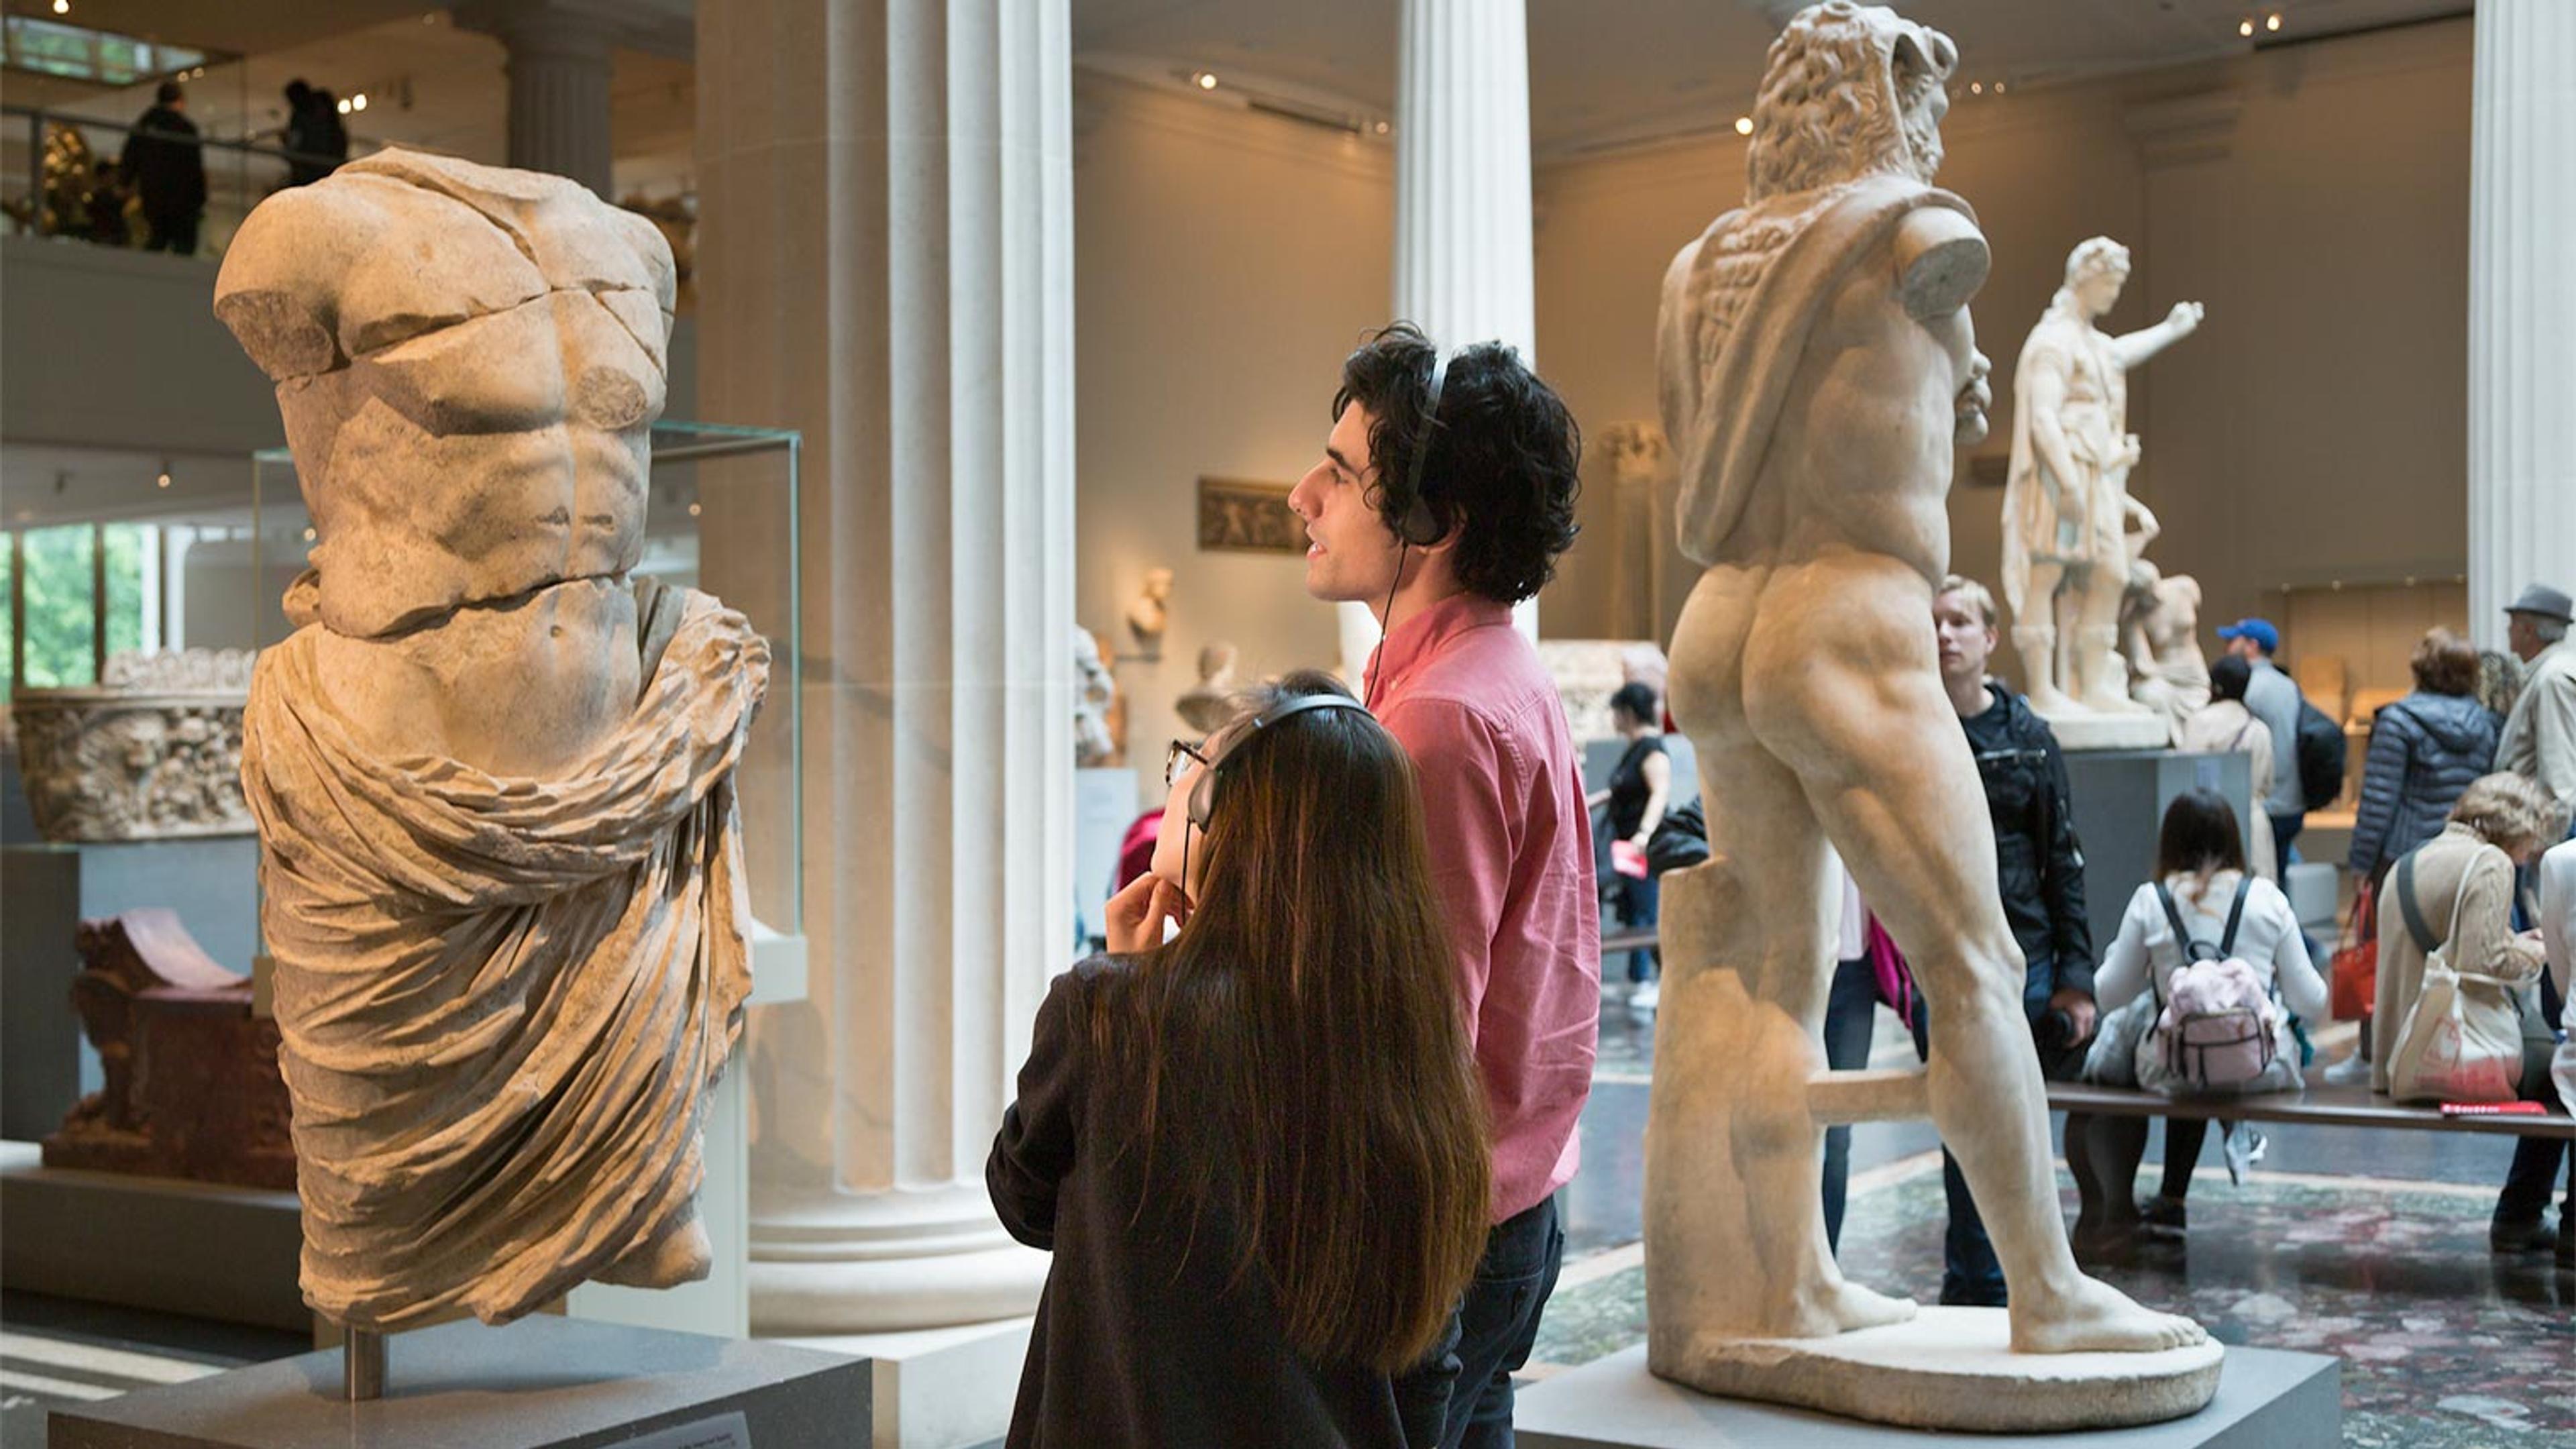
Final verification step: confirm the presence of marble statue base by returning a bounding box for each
[1525,1324,2333,1446]
[1649,1307,2222,1432]
[2035,708,2174,752]
[47,1315,867,1449]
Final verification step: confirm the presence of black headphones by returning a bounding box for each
[1388,350,1451,548]
[1185,692,1373,829]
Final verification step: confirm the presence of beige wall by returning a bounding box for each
[1534,17,2473,684]
[1074,72,1395,808]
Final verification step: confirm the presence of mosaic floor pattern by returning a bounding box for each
[1531,1155,2576,1446]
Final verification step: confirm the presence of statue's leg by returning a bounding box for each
[1650,568,1915,1369]
[2015,561,2070,712]
[1748,556,2204,1356]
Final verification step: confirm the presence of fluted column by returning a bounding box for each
[2467,0,2576,648]
[1344,0,1539,676]
[453,1,616,195]
[697,0,1073,1333]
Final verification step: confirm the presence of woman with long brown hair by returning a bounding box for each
[988,670,1491,1448]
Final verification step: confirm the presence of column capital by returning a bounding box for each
[450,0,691,61]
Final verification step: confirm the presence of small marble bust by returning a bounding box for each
[1174,641,1242,735]
[1126,567,1174,650]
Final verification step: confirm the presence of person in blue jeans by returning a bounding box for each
[1913,577,2098,1304]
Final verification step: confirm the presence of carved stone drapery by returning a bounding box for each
[11,649,256,842]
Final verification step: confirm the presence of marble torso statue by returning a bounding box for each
[2123,564,2210,743]
[2001,238,2202,720]
[1648,4,2209,1429]
[215,149,768,1330]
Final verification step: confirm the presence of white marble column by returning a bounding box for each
[697,0,1073,1334]
[2467,0,2576,647]
[1343,0,1540,675]
[453,1,616,195]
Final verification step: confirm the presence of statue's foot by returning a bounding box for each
[2011,1273,2206,1354]
[1779,1276,1919,1338]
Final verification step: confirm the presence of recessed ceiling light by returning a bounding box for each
[1192,70,1218,91]
[687,502,702,518]
[1373,119,1389,135]
[50,0,67,14]
[2265,12,2282,32]
[1733,115,1754,136]
[1969,81,1983,95]
[335,98,352,115]
[156,460,172,488]
[301,527,317,542]
[2239,17,2255,37]
[352,93,368,111]
[1994,80,2006,94]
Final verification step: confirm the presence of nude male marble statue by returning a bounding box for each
[1648,4,2210,1426]
[216,149,768,1331]
[2002,237,2203,716]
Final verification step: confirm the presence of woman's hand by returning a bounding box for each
[1104,871,1190,954]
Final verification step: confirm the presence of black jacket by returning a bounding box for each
[2347,692,2500,883]
[989,959,1425,1448]
[1961,683,2094,1010]
[119,104,205,215]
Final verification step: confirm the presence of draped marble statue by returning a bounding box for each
[1649,4,2215,1430]
[215,150,769,1331]
[2001,237,2202,725]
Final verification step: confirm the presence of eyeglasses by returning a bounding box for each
[1164,739,1212,788]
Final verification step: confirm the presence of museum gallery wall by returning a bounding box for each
[1069,14,2473,750]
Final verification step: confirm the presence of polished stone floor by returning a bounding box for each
[1556,985,2576,1446]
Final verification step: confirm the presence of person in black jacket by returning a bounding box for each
[120,81,206,255]
[1922,576,2098,1305]
[989,673,1491,1449]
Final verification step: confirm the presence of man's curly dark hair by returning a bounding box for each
[1332,323,1581,606]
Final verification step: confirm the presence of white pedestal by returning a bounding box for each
[2040,709,2175,752]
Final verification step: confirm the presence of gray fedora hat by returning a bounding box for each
[2504,583,2573,623]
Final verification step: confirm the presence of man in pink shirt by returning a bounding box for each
[1287,323,1599,1449]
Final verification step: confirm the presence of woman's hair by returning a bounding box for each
[2208,653,2251,703]
[2447,771,2565,857]
[1609,682,1659,727]
[2155,788,2248,890]
[1107,669,1489,1371]
[2409,627,2481,697]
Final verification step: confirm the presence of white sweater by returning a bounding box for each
[2096,871,2331,1030]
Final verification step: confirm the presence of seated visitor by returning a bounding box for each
[2369,772,2567,1256]
[988,672,1491,1448]
[2178,655,2278,883]
[2331,627,2499,1083]
[2072,789,2327,1252]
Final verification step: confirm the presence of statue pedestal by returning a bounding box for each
[1518,1326,2336,1446]
[2036,708,2173,752]
[46,1316,867,1449]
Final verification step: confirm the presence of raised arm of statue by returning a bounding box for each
[2110,301,2204,370]
[2124,494,2161,555]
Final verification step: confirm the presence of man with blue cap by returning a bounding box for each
[2218,616,2310,878]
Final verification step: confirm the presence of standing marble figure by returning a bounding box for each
[2002,237,2203,716]
[1649,3,2212,1430]
[215,150,769,1330]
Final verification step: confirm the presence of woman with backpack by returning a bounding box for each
[987,672,1492,1448]
[2368,772,2565,1257]
[2070,789,2328,1255]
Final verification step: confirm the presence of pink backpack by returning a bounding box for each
[2150,877,2281,1090]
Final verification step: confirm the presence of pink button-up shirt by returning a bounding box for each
[1368,594,1600,1223]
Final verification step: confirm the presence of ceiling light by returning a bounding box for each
[1733,115,1754,136]
[1192,70,1218,91]
[2266,12,2282,32]
[1373,119,1389,135]
[1994,80,2006,94]
[156,461,172,489]
[335,98,351,115]
[301,527,317,542]
[2239,17,2255,37]
[352,93,368,111]
[687,502,702,518]
[50,0,66,14]
[1969,81,1983,95]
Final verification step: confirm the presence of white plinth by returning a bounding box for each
[2041,709,2175,751]
[1522,1327,2337,1448]
[1649,1307,2223,1433]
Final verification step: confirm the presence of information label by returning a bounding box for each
[623,1409,752,1449]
